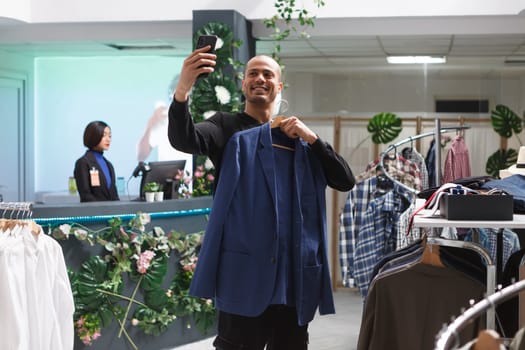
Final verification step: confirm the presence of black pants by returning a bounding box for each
[212,305,309,350]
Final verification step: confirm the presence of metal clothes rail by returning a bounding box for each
[379,119,471,193]
[435,279,525,350]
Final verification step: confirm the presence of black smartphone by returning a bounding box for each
[195,35,218,79]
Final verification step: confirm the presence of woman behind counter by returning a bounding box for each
[74,121,120,202]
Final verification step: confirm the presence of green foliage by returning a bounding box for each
[491,104,523,138]
[367,112,403,144]
[143,182,161,193]
[51,213,215,348]
[263,0,326,63]
[190,72,242,123]
[72,256,121,324]
[486,148,519,177]
[176,156,215,198]
[190,21,244,124]
[194,21,243,73]
[485,104,524,177]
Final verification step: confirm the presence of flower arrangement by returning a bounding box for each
[176,156,215,198]
[50,213,216,349]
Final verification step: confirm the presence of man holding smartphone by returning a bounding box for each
[168,42,355,350]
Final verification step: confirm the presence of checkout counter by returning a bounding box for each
[32,196,215,350]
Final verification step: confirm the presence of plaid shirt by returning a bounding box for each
[443,135,471,183]
[339,176,413,294]
[357,156,422,192]
[403,148,429,190]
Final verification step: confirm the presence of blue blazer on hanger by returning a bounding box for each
[189,123,334,326]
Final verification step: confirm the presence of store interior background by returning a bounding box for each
[2,1,525,286]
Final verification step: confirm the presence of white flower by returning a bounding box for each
[203,110,216,119]
[74,228,88,240]
[59,224,71,237]
[204,158,214,170]
[215,37,224,50]
[214,85,231,105]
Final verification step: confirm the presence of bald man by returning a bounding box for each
[168,48,355,349]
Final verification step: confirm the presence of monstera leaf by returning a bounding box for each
[74,256,120,325]
[491,104,523,138]
[367,112,403,144]
[130,254,168,292]
[485,148,518,177]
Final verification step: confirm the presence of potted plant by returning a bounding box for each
[143,182,161,202]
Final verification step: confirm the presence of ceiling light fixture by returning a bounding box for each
[387,56,447,64]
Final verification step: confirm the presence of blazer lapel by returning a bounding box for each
[294,139,306,197]
[257,123,277,205]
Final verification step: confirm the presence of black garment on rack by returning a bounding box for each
[425,140,437,188]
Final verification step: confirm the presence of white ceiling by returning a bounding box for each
[1,15,525,78]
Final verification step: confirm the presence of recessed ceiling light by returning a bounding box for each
[387,56,447,64]
[106,43,176,51]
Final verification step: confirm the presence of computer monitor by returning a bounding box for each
[139,160,186,200]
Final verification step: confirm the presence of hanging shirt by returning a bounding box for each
[443,135,471,183]
[0,225,74,350]
[352,186,412,299]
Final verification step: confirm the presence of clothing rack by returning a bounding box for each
[381,122,499,330]
[0,202,33,220]
[379,120,471,193]
[435,279,525,350]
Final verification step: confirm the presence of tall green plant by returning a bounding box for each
[485,104,525,177]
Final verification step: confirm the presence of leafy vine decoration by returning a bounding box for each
[263,0,326,65]
[51,213,215,348]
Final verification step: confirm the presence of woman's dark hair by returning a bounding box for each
[83,120,109,149]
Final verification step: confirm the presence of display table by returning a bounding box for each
[413,211,525,330]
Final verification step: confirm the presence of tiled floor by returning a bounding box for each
[167,289,363,350]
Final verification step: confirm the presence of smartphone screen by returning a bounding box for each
[195,35,218,79]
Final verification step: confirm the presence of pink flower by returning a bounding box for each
[137,250,155,274]
[82,335,92,345]
[76,316,85,327]
[194,170,204,178]
[207,174,215,182]
[92,331,101,340]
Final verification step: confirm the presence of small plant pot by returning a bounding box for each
[154,191,164,202]
[145,192,155,202]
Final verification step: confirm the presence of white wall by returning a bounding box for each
[0,0,523,23]
[34,56,183,194]
[285,72,523,115]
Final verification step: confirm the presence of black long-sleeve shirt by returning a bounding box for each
[168,100,355,192]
